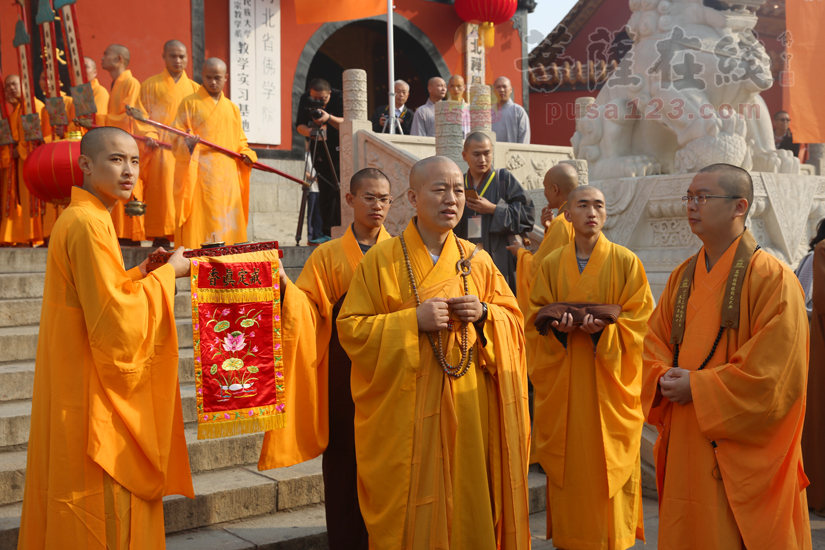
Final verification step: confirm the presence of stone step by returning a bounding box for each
[0,318,193,366]
[0,457,324,548]
[0,274,46,300]
[0,424,266,507]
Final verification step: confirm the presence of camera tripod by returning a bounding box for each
[381,112,404,135]
[295,124,340,246]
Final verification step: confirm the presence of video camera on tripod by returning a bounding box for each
[305,97,327,126]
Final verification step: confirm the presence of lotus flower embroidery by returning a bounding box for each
[223,331,247,352]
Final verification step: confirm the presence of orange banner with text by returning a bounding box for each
[787,0,825,143]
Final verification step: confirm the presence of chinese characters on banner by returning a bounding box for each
[229,0,281,145]
[465,23,485,87]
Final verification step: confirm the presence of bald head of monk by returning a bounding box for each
[346,168,393,235]
[78,127,140,212]
[544,163,579,210]
[202,58,227,100]
[686,163,752,252]
[427,77,447,103]
[84,57,98,82]
[564,185,606,238]
[493,76,512,107]
[462,132,493,180]
[447,75,465,102]
[102,44,130,73]
[407,156,465,238]
[162,40,188,80]
[4,75,21,105]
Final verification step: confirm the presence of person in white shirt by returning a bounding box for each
[491,76,531,144]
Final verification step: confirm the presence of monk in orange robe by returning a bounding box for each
[509,164,577,464]
[259,168,392,550]
[84,56,110,124]
[97,44,145,244]
[643,163,812,550]
[527,185,653,550]
[0,74,46,245]
[18,126,194,549]
[173,58,256,249]
[337,156,531,549]
[138,40,200,246]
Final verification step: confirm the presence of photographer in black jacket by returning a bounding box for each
[297,78,344,244]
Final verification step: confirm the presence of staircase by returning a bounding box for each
[0,246,548,549]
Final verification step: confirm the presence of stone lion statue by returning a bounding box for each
[572,0,799,180]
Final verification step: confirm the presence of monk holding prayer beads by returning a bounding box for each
[172,58,256,249]
[337,156,531,549]
[18,126,194,549]
[258,168,393,550]
[527,185,654,550]
[643,163,812,550]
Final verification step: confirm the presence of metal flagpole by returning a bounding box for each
[387,0,397,134]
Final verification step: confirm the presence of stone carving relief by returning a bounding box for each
[435,101,465,164]
[343,69,368,121]
[571,0,800,180]
[651,219,700,248]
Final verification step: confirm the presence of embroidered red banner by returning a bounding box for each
[191,252,285,439]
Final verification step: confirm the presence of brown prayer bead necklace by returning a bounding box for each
[400,231,474,379]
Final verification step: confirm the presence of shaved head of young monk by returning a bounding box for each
[78,127,140,212]
[346,168,392,232]
[163,40,188,78]
[407,156,465,238]
[202,58,227,99]
[84,57,98,81]
[544,163,579,209]
[4,75,21,104]
[101,44,130,71]
[564,185,606,237]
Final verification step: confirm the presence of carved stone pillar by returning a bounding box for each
[435,100,465,165]
[343,69,368,121]
[807,143,825,175]
[469,85,492,133]
[337,68,372,238]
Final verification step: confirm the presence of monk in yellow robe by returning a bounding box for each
[96,44,144,244]
[18,126,194,549]
[173,58,256,249]
[0,74,46,245]
[138,40,200,246]
[643,164,812,549]
[84,56,110,125]
[259,168,392,550]
[337,156,531,549]
[527,185,653,550]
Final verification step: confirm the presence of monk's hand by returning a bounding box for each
[659,367,693,405]
[540,206,554,229]
[505,240,525,258]
[167,246,191,279]
[417,297,451,332]
[241,154,254,166]
[75,117,92,130]
[550,312,576,333]
[184,133,200,153]
[466,196,497,215]
[144,137,159,149]
[278,257,289,289]
[579,314,606,334]
[447,295,483,324]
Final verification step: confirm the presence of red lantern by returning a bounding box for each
[454,0,518,48]
[23,137,84,206]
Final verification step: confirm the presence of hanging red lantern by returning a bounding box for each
[23,133,84,205]
[454,0,518,48]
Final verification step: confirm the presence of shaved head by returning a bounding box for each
[164,39,187,53]
[463,131,492,151]
[407,156,464,234]
[4,75,21,103]
[410,156,459,190]
[203,58,227,73]
[567,185,604,204]
[84,57,98,81]
[107,44,130,65]
[351,167,390,194]
[202,58,228,97]
[697,163,753,216]
[545,164,579,194]
[494,76,511,87]
[80,126,135,159]
[84,57,96,70]
[5,74,19,85]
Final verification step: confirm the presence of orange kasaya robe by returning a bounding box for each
[90,78,110,125]
[337,220,531,550]
[515,202,573,464]
[173,87,257,249]
[804,240,825,512]
[41,92,79,237]
[527,234,653,550]
[137,69,199,239]
[18,186,194,549]
[258,224,391,469]
[0,100,47,244]
[103,69,145,241]
[643,233,812,550]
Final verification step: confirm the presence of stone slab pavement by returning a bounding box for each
[529,498,825,549]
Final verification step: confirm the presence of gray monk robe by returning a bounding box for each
[456,167,535,293]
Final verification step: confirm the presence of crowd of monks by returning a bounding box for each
[1,40,253,251]
[7,45,816,550]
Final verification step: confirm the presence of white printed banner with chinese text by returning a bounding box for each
[229,0,281,145]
